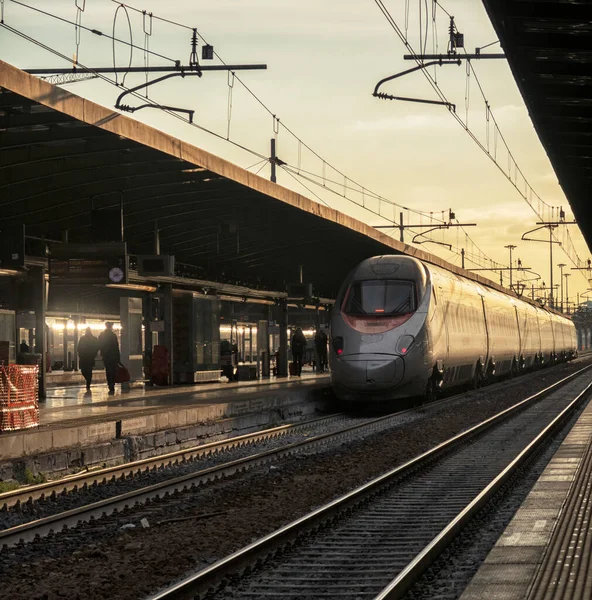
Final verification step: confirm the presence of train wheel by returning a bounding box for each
[470,366,482,390]
[485,360,496,384]
[511,360,519,378]
[425,376,438,402]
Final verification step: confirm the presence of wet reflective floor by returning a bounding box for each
[40,368,330,426]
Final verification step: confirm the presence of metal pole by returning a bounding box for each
[559,264,565,311]
[164,283,174,386]
[299,265,303,284]
[509,247,513,291]
[504,245,516,291]
[560,265,563,311]
[270,139,277,183]
[549,227,554,308]
[277,299,288,377]
[565,274,570,314]
[32,266,46,399]
[26,64,268,74]
[461,248,465,269]
[154,222,160,255]
[62,318,68,370]
[399,212,404,243]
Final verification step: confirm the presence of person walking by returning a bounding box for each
[291,327,307,377]
[314,329,324,373]
[320,329,328,373]
[314,328,328,373]
[99,322,120,394]
[77,327,98,391]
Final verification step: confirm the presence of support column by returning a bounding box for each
[277,298,288,377]
[248,326,253,363]
[142,293,153,383]
[257,320,270,378]
[164,283,174,386]
[32,266,46,399]
[62,318,68,369]
[120,296,143,382]
[72,315,79,370]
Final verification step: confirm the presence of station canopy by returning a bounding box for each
[0,60,498,302]
[482,0,592,248]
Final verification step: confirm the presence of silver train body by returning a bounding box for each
[330,256,577,403]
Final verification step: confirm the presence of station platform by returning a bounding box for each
[47,370,107,387]
[0,369,332,478]
[461,389,592,599]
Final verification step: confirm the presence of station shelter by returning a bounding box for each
[0,60,537,399]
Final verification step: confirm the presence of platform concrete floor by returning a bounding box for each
[0,368,332,466]
[40,368,329,427]
[460,388,592,600]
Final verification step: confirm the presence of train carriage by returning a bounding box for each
[330,255,577,404]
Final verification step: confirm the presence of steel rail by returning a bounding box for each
[5,358,545,512]
[374,377,592,599]
[0,401,454,548]
[144,365,592,600]
[0,413,345,510]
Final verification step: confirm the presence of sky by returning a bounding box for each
[1,0,590,306]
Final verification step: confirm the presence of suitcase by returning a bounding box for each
[115,363,131,383]
[289,362,297,376]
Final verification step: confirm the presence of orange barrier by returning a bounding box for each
[0,364,39,432]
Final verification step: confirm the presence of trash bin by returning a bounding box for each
[17,352,42,366]
[261,350,270,378]
[0,364,39,431]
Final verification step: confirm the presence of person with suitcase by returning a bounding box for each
[99,322,121,395]
[290,327,307,377]
[78,327,99,391]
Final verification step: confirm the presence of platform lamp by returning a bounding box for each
[564,273,571,315]
[504,244,517,291]
[558,264,566,311]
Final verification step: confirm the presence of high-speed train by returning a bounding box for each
[330,255,577,403]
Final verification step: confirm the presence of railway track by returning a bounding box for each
[0,399,456,547]
[1,359,589,551]
[0,412,349,510]
[145,365,592,600]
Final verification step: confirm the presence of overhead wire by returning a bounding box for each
[9,0,177,63]
[0,21,269,165]
[5,0,517,280]
[109,0,456,227]
[6,0,456,234]
[280,165,331,207]
[112,3,133,87]
[373,0,589,280]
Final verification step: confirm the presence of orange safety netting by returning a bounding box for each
[0,364,39,431]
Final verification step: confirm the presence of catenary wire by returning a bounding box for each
[373,0,589,278]
[9,0,177,63]
[4,3,511,278]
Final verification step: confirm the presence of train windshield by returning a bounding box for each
[343,280,416,316]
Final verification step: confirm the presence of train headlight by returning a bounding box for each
[396,335,414,356]
[332,336,344,355]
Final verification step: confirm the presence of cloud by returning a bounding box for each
[349,113,457,134]
[493,104,525,120]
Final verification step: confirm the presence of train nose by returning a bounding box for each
[366,358,402,384]
[335,354,404,390]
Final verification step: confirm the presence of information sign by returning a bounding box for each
[49,243,128,285]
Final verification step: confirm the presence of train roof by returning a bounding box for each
[356,255,572,323]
